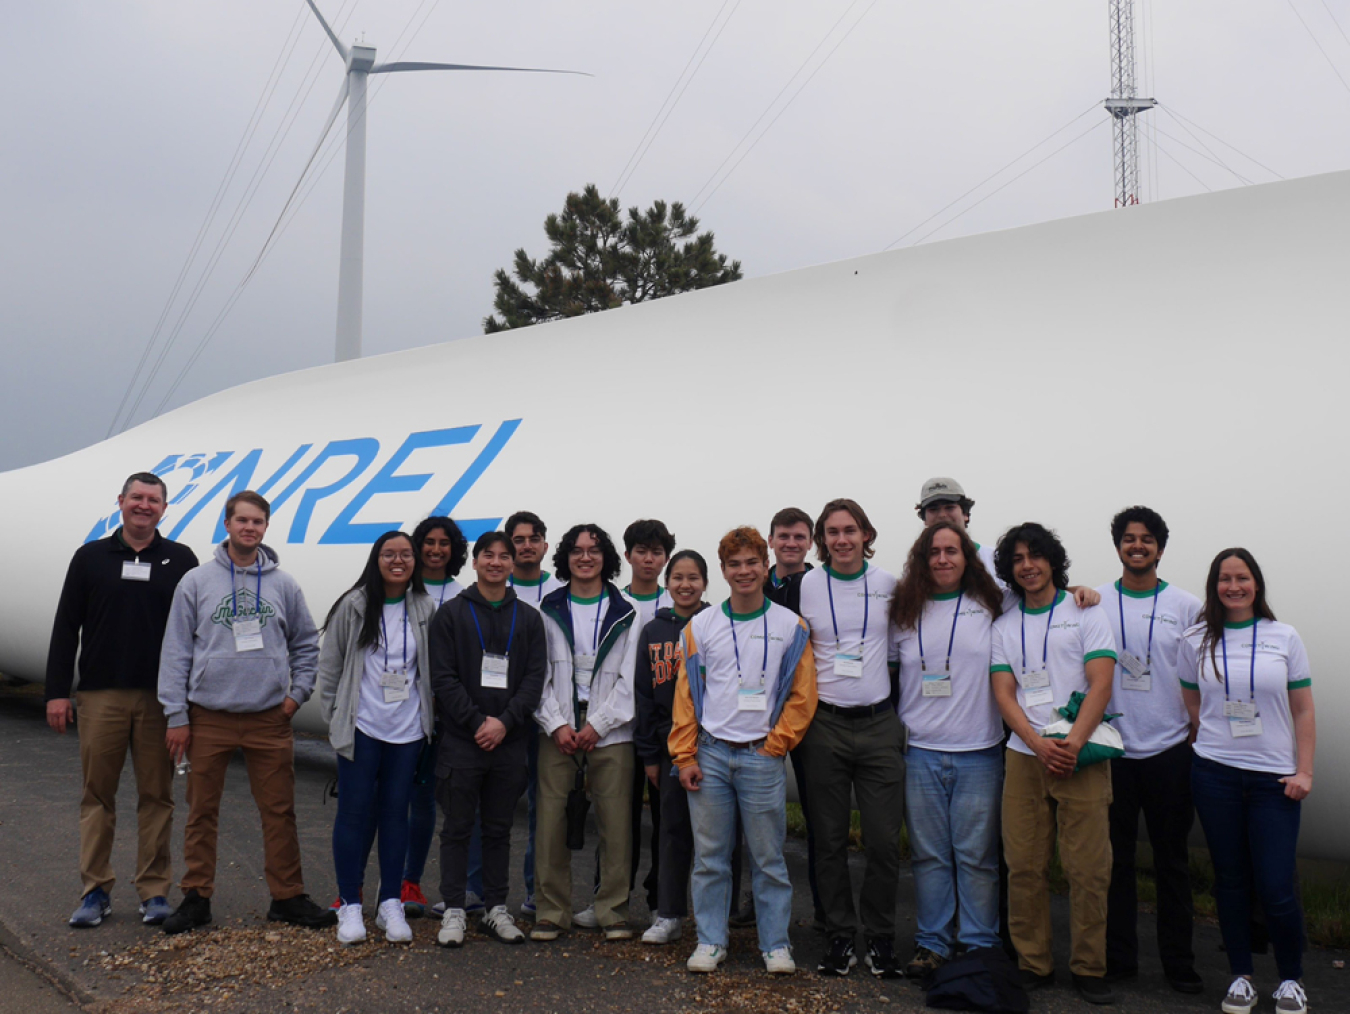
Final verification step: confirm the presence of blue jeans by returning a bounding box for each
[906,745,1004,956]
[464,725,538,900]
[403,756,437,885]
[1191,754,1305,980]
[687,734,792,954]
[334,730,424,904]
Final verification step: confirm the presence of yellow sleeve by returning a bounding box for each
[668,636,701,769]
[765,636,817,757]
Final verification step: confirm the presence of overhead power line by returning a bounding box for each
[1153,121,1255,185]
[1282,0,1350,98]
[1161,104,1284,180]
[1153,136,1214,193]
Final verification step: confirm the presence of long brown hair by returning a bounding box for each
[1197,547,1276,679]
[889,521,1004,630]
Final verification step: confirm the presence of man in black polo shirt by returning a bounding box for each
[46,472,199,928]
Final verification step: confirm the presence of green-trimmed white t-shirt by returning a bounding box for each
[798,562,898,708]
[509,571,563,610]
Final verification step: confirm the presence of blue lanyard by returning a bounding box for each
[229,556,263,619]
[1220,619,1258,702]
[1118,581,1161,667]
[918,593,963,673]
[469,600,518,656]
[826,566,869,648]
[569,593,604,653]
[380,599,409,671]
[1020,594,1058,674]
[728,605,770,688]
[433,580,452,608]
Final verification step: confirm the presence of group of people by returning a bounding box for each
[44,473,1317,1014]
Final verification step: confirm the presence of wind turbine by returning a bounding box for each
[300,0,587,362]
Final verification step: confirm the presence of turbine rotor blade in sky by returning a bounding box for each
[369,61,592,77]
[304,0,349,62]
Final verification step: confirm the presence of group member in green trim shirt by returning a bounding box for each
[506,510,563,608]
[989,522,1118,1006]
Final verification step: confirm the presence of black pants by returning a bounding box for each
[632,753,661,905]
[1106,740,1196,975]
[656,748,693,917]
[438,756,528,911]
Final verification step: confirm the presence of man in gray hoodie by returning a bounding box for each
[157,490,332,934]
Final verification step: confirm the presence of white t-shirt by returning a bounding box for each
[509,571,563,610]
[425,577,464,611]
[687,600,802,743]
[1094,579,1202,759]
[566,592,607,704]
[1178,619,1311,775]
[974,542,1002,588]
[624,585,674,631]
[990,590,1118,755]
[891,588,1015,752]
[356,599,424,744]
[798,562,897,707]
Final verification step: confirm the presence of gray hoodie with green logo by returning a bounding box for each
[158,542,320,728]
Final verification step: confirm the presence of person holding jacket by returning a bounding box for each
[317,530,435,946]
[430,531,547,948]
[157,490,332,935]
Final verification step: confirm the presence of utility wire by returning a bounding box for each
[1282,0,1350,97]
[1153,120,1255,185]
[1318,0,1350,50]
[1153,137,1213,193]
[1161,105,1284,180]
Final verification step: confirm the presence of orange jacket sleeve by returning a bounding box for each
[764,634,816,757]
[668,630,701,769]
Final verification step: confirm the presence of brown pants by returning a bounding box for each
[182,704,304,900]
[1003,749,1113,977]
[76,689,174,899]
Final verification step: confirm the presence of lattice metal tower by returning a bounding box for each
[1104,0,1156,206]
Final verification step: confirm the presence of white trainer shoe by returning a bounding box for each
[437,907,467,948]
[686,943,727,973]
[1273,979,1308,1014]
[336,903,366,945]
[376,898,413,943]
[642,916,683,944]
[763,946,796,974]
[1222,976,1258,1014]
[482,904,525,944]
[573,904,599,929]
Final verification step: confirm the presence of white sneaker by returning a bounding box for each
[1273,979,1308,1014]
[573,904,599,929]
[763,946,796,974]
[482,904,525,944]
[437,907,466,948]
[336,903,365,945]
[686,943,727,973]
[642,916,683,945]
[1221,976,1258,1014]
[464,890,485,915]
[376,898,412,943]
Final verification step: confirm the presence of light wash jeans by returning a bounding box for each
[905,744,1003,956]
[687,733,792,954]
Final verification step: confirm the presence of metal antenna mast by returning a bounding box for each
[1104,0,1155,207]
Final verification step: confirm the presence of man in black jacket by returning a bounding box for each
[430,531,547,948]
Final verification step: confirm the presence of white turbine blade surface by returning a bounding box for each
[304,0,349,62]
[369,60,591,76]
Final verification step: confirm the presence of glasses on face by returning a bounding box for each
[380,552,415,563]
[569,547,602,559]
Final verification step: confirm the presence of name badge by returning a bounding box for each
[1224,700,1257,720]
[834,649,864,678]
[922,672,953,698]
[381,669,410,704]
[1121,671,1152,692]
[737,689,767,711]
[573,654,596,689]
[1229,716,1263,738]
[482,653,509,690]
[122,561,152,582]
[1021,670,1053,707]
[233,616,264,652]
[1118,650,1149,679]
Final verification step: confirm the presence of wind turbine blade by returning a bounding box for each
[304,0,349,62]
[369,60,591,77]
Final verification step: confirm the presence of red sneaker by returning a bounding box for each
[401,880,428,919]
[331,888,363,911]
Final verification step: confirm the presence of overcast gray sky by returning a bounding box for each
[5,0,1349,472]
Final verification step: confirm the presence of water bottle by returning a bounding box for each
[176,756,191,776]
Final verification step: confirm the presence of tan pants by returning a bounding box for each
[182,704,304,900]
[76,689,174,899]
[535,735,633,928]
[1003,748,1113,977]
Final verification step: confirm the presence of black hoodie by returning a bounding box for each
[634,604,708,764]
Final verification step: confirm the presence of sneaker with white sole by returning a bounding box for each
[464,891,485,916]
[1221,976,1258,1014]
[573,904,599,929]
[687,943,727,973]
[1273,979,1307,1014]
[376,898,412,943]
[642,917,683,945]
[482,905,525,944]
[437,908,466,948]
[336,903,366,945]
[520,893,536,917]
[764,946,796,974]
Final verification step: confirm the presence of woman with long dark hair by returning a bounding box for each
[317,531,435,946]
[1179,549,1315,1014]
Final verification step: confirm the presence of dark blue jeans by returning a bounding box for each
[334,730,423,904]
[402,738,438,885]
[1191,753,1305,980]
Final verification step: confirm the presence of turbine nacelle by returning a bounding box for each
[346,45,377,74]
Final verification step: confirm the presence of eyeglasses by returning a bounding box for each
[569,547,603,559]
[379,552,415,563]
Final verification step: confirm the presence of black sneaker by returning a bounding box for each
[1019,967,1055,991]
[1166,966,1204,994]
[865,937,902,979]
[268,893,339,929]
[904,945,946,981]
[728,893,757,928]
[163,890,212,936]
[817,937,857,977]
[1104,964,1138,983]
[1072,973,1117,1005]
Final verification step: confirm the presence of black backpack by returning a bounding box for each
[924,947,1029,1013]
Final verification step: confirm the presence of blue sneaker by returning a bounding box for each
[520,893,536,917]
[69,889,111,928]
[139,896,173,925]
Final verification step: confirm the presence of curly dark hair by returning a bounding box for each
[1110,505,1170,551]
[554,523,623,583]
[994,522,1070,599]
[890,521,1004,630]
[412,516,468,578]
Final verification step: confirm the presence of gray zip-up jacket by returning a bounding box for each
[158,543,320,728]
[317,587,436,761]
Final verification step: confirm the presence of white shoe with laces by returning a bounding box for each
[642,917,682,944]
[1273,979,1307,1014]
[336,903,366,945]
[1221,976,1258,1014]
[482,904,525,944]
[376,898,413,943]
[763,946,796,975]
[686,943,727,973]
[437,907,466,948]
[573,904,599,929]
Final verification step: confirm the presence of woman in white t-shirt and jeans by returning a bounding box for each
[1178,549,1315,1014]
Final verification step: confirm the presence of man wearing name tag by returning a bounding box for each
[1096,507,1203,993]
[157,490,330,935]
[794,499,904,978]
[989,522,1118,1005]
[430,531,547,947]
[46,472,199,929]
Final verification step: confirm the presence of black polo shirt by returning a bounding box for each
[763,562,813,616]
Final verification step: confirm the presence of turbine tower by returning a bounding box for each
[1104,0,1155,207]
[302,0,585,361]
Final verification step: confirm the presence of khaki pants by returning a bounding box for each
[182,704,304,900]
[535,735,632,928]
[76,689,174,899]
[1003,748,1113,977]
